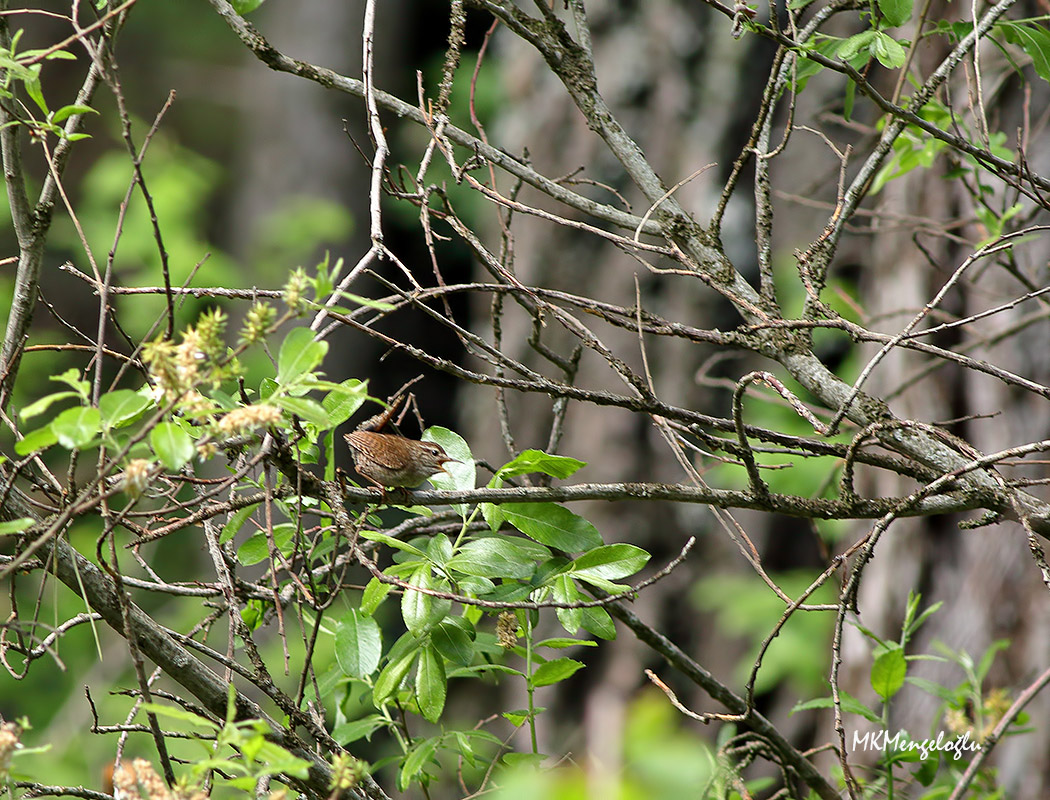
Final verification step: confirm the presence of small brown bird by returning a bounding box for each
[343,430,457,490]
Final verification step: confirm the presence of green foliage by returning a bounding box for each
[0,29,97,143]
[793,594,1019,796]
[10,267,650,793]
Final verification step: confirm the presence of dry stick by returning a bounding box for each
[830,438,1050,798]
[611,600,838,800]
[0,5,104,408]
[205,0,656,235]
[827,233,1030,434]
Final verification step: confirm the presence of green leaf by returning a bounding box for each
[837,31,876,61]
[402,566,451,635]
[230,0,265,15]
[23,75,47,115]
[338,291,397,311]
[481,501,505,533]
[219,503,258,544]
[792,690,881,722]
[871,646,907,700]
[236,527,293,566]
[431,620,475,666]
[423,427,475,516]
[373,649,418,706]
[530,657,585,688]
[415,645,447,723]
[99,389,151,429]
[332,715,387,745]
[497,450,586,480]
[877,0,912,27]
[277,327,328,385]
[579,606,616,640]
[553,574,581,634]
[1000,22,1050,84]
[446,538,536,580]
[502,503,602,552]
[335,610,382,678]
[571,544,650,580]
[19,390,78,420]
[359,529,429,557]
[276,396,331,427]
[398,735,440,791]
[535,637,599,649]
[322,379,368,427]
[150,421,195,470]
[51,368,90,397]
[361,576,393,614]
[50,103,97,124]
[15,424,58,456]
[427,533,453,566]
[871,32,906,69]
[51,406,100,450]
[0,518,34,535]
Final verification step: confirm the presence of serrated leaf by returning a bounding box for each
[872,32,906,69]
[838,31,876,61]
[51,103,97,124]
[277,327,327,384]
[360,530,428,558]
[52,406,100,449]
[1000,22,1050,84]
[51,368,89,396]
[150,421,195,470]
[335,610,382,678]
[373,648,418,706]
[791,691,881,722]
[502,503,602,552]
[530,657,585,687]
[579,606,616,640]
[553,574,581,634]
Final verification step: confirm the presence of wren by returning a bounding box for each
[343,430,456,490]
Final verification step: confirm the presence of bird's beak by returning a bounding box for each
[439,457,460,474]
